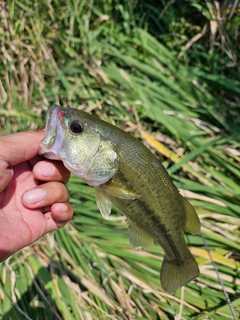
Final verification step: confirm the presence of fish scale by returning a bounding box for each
[40,105,201,293]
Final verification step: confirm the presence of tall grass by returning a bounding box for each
[0,0,240,319]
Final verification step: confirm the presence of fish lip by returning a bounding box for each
[39,105,66,159]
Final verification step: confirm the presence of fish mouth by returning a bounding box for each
[39,105,66,160]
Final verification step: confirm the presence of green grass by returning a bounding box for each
[0,0,240,319]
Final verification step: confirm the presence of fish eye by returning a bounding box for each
[69,121,84,134]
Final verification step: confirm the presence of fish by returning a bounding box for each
[39,105,201,293]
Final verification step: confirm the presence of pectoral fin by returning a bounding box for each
[95,188,112,220]
[182,197,201,234]
[102,181,140,200]
[128,222,153,250]
[85,141,118,186]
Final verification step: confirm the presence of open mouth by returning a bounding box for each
[39,106,65,160]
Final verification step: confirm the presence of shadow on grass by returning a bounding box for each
[2,260,87,320]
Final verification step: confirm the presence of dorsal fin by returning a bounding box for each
[182,196,201,234]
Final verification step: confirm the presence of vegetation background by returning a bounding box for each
[0,0,240,319]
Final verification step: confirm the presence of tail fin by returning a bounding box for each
[160,255,199,293]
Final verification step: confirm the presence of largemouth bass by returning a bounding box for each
[39,105,201,293]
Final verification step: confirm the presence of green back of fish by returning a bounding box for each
[75,109,199,247]
[74,109,200,292]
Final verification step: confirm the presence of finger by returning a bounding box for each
[43,202,73,232]
[51,202,74,228]
[22,181,70,209]
[28,154,45,169]
[33,160,70,184]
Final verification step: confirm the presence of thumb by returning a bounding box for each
[0,168,14,193]
[0,131,44,192]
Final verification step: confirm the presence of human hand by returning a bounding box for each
[0,131,73,262]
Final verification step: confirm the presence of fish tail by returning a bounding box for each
[160,254,199,293]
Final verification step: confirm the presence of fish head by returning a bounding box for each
[39,105,102,178]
